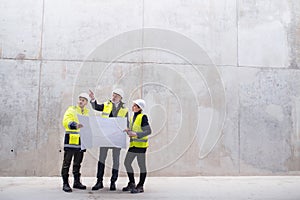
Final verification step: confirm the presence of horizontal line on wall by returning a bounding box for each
[0,57,298,70]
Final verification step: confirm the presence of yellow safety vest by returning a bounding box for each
[129,114,149,148]
[102,101,128,118]
[62,106,89,148]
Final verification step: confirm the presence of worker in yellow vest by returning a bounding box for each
[89,88,128,191]
[61,93,90,192]
[122,99,152,193]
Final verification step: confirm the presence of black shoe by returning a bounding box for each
[131,186,144,193]
[122,182,135,191]
[73,181,87,190]
[92,180,103,190]
[63,183,72,192]
[110,182,116,191]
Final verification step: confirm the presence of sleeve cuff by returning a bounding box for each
[68,122,77,129]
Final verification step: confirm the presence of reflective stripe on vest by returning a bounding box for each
[102,101,128,118]
[129,114,148,148]
[64,132,81,149]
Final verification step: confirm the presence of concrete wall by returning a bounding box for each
[0,0,299,176]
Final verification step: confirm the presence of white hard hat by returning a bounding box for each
[112,88,124,98]
[79,93,90,102]
[133,99,146,110]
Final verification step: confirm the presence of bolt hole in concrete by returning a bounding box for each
[10,149,13,152]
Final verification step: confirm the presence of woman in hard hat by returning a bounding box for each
[122,99,152,193]
[61,93,90,192]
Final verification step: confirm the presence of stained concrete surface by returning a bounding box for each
[1,0,300,177]
[0,176,300,200]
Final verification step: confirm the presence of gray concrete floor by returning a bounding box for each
[0,176,300,200]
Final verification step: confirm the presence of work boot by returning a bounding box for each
[63,183,72,192]
[131,185,144,193]
[62,175,72,192]
[92,179,103,190]
[73,175,86,190]
[110,182,116,191]
[122,182,135,191]
[73,181,86,189]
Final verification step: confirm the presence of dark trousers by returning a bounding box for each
[124,147,147,187]
[61,150,84,177]
[96,147,121,182]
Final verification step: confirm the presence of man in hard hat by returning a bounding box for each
[122,99,152,193]
[61,93,90,192]
[89,88,128,191]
